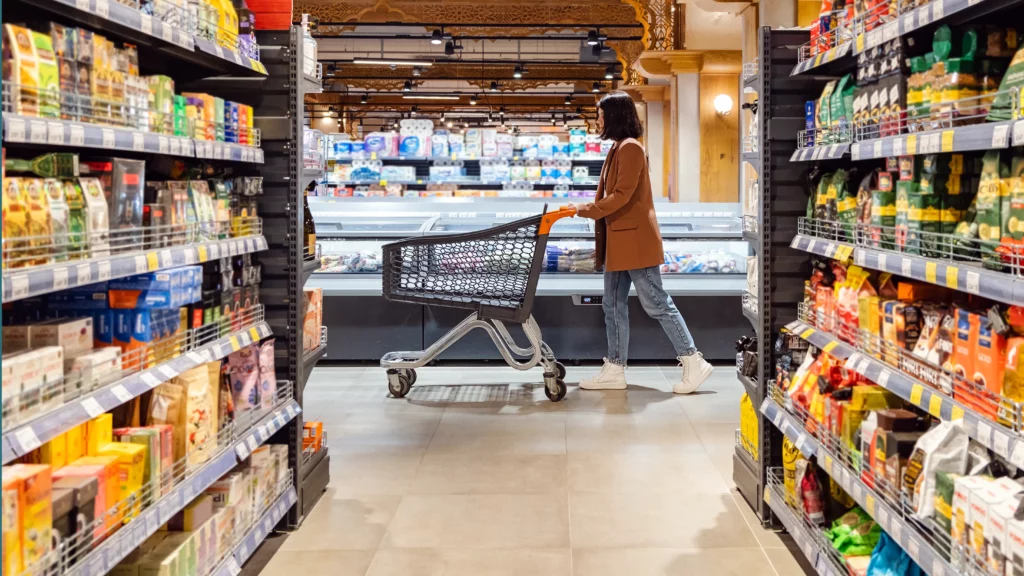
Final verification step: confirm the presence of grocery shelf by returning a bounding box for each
[734,431,759,478]
[300,343,328,390]
[853,0,1024,56]
[3,113,195,156]
[303,166,325,181]
[194,139,265,163]
[737,371,757,398]
[302,73,323,95]
[1,322,273,464]
[2,234,268,303]
[763,475,844,576]
[789,142,850,162]
[193,36,268,75]
[209,485,299,576]
[849,120,1016,161]
[63,397,300,576]
[759,397,818,458]
[783,318,1024,469]
[21,0,194,50]
[300,446,330,517]
[306,273,747,297]
[790,229,1024,307]
[2,113,264,163]
[790,41,852,76]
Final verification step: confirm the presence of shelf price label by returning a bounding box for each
[70,125,85,146]
[102,129,116,148]
[140,14,153,35]
[940,130,954,152]
[928,394,943,418]
[992,124,1010,147]
[945,266,958,289]
[906,134,918,154]
[162,25,174,43]
[52,267,68,291]
[95,0,109,18]
[892,137,904,156]
[29,120,47,143]
[925,261,938,283]
[7,118,26,141]
[47,122,64,145]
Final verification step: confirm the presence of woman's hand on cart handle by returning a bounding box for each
[539,206,579,235]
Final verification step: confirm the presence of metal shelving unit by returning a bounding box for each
[252,27,329,529]
[734,27,810,522]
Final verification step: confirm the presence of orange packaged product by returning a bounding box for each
[973,314,1007,421]
[4,464,53,571]
[2,472,22,576]
[816,285,836,333]
[302,421,324,452]
[952,308,977,382]
[62,455,121,529]
[897,281,948,303]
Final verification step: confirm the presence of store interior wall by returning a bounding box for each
[699,73,740,202]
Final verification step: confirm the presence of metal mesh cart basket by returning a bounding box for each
[380,207,576,401]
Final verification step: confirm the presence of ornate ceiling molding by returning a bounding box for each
[297,0,639,28]
[634,50,742,77]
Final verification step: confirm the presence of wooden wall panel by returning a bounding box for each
[798,0,820,26]
[698,73,740,203]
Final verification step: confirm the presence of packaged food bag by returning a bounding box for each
[258,339,276,410]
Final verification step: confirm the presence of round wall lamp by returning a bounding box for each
[714,94,734,115]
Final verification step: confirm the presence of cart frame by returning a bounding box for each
[380,207,576,401]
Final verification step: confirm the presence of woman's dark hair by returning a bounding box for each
[598,91,643,141]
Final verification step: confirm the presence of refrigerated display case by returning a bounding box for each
[307,197,751,361]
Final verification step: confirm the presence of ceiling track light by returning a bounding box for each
[411,106,418,116]
[470,94,478,105]
[412,66,422,76]
[403,80,412,92]
[360,94,368,104]
[586,30,599,46]
[444,40,456,56]
[605,65,615,80]
[499,107,505,116]
[513,64,523,79]
[591,82,601,93]
[564,95,572,105]
[430,28,443,45]
[489,81,499,92]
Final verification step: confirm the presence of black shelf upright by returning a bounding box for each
[253,26,328,529]
[734,27,818,523]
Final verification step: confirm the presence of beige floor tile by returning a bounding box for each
[571,547,780,576]
[426,417,566,456]
[328,454,426,497]
[412,453,567,495]
[330,419,440,456]
[258,550,374,576]
[279,492,402,551]
[567,450,730,495]
[381,494,570,549]
[569,491,759,549]
[764,545,816,576]
[731,491,793,549]
[566,415,705,455]
[365,549,572,576]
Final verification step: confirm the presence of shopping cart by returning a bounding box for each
[380,206,577,401]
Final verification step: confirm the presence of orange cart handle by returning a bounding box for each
[539,207,578,235]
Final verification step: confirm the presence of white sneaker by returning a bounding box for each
[674,352,713,394]
[579,359,627,390]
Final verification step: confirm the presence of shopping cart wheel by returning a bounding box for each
[387,370,413,398]
[399,368,417,385]
[554,362,566,381]
[544,378,567,402]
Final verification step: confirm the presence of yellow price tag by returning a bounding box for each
[416,179,423,184]
[249,327,260,342]
[929,394,943,418]
[856,34,865,52]
[906,134,918,155]
[764,489,772,505]
[451,152,458,161]
[379,180,388,186]
[839,245,854,261]
[198,246,208,261]
[823,341,839,354]
[925,261,937,283]
[824,455,834,473]
[147,252,160,271]
[370,151,377,160]
[229,336,240,351]
[801,328,816,338]
[866,494,876,515]
[945,266,959,289]
[910,384,924,406]
[941,130,955,152]
[951,405,965,421]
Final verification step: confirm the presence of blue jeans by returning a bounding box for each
[603,266,697,365]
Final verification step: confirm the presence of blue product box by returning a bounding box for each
[225,102,239,143]
[49,291,110,310]
[805,101,815,131]
[92,309,115,345]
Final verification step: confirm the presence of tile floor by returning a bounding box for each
[257,365,814,576]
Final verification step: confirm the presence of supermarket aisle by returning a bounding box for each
[259,366,812,576]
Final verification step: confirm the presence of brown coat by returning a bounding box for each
[578,139,664,272]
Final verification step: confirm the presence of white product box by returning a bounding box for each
[953,476,992,568]
[1007,516,1024,576]
[31,317,94,358]
[67,347,122,396]
[971,483,1010,559]
[205,473,246,508]
[988,495,1023,574]
[2,325,31,352]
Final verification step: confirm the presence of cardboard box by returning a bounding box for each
[988,495,1023,574]
[39,432,67,468]
[168,493,213,531]
[52,475,98,552]
[64,454,121,528]
[98,442,147,520]
[67,347,122,393]
[205,473,245,508]
[4,464,53,569]
[114,427,161,502]
[28,317,94,357]
[87,413,113,455]
[3,350,45,425]
[2,474,24,576]
[971,483,1010,559]
[953,475,992,567]
[66,423,86,463]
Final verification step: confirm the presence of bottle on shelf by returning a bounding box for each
[304,180,317,257]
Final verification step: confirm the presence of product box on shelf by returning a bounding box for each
[1,464,53,573]
[51,475,98,553]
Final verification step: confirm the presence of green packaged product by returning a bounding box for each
[62,179,86,258]
[933,471,960,534]
[872,187,898,250]
[911,188,943,257]
[43,179,69,262]
[896,180,915,253]
[813,172,837,221]
[834,169,859,240]
[832,519,882,556]
[1004,156,1024,260]
[987,46,1024,121]
[856,170,879,227]
[953,194,981,256]
[976,150,1010,266]
[830,74,855,140]
[5,153,80,178]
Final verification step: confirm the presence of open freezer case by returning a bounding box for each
[307,198,751,361]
